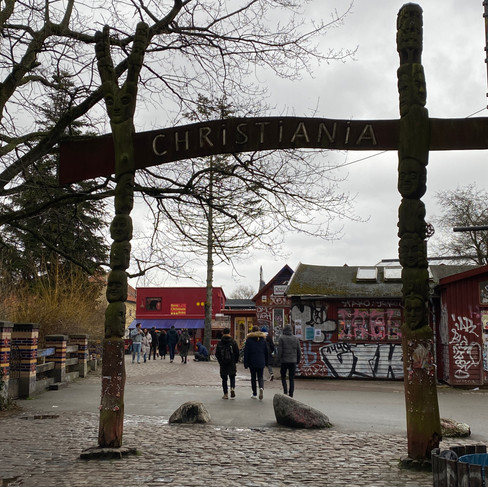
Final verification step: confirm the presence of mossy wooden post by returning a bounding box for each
[95,23,149,448]
[396,3,441,463]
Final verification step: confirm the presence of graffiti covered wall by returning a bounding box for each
[298,341,404,380]
[448,312,482,384]
[293,299,404,380]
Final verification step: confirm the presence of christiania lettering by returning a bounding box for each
[151,117,379,159]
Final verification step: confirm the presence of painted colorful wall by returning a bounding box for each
[291,298,404,380]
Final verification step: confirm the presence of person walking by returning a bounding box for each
[166,325,179,363]
[265,328,275,381]
[178,329,191,364]
[149,327,158,360]
[158,330,167,359]
[130,323,144,364]
[141,328,152,363]
[244,325,268,400]
[277,324,302,398]
[215,328,240,399]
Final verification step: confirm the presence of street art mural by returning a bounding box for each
[449,313,482,381]
[298,341,403,380]
[292,298,404,379]
[337,308,402,341]
[483,311,488,374]
[256,295,290,338]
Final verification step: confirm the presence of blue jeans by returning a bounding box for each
[169,344,176,361]
[132,342,141,363]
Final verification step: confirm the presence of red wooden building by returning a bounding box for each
[129,287,227,347]
[286,262,482,383]
[435,265,488,386]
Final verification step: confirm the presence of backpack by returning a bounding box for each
[221,341,234,365]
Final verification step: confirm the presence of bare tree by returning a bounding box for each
[0,0,356,282]
[430,184,488,265]
[229,285,256,299]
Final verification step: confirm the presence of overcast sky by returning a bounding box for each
[131,0,488,295]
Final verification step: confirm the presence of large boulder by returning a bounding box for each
[273,394,332,429]
[169,401,211,424]
[441,418,471,437]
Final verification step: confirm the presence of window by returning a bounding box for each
[146,297,161,311]
[273,309,284,328]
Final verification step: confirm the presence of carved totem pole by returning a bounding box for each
[95,23,149,448]
[396,4,441,461]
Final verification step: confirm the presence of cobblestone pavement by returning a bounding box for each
[0,356,483,486]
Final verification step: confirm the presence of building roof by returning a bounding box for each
[436,264,487,285]
[224,299,255,310]
[286,263,480,299]
[429,264,480,283]
[252,264,293,301]
[287,263,403,299]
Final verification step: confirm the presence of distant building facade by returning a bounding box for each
[286,263,479,382]
[130,287,227,347]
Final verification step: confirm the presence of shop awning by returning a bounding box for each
[128,319,204,330]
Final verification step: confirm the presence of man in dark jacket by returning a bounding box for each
[149,327,158,360]
[277,324,301,398]
[215,328,240,399]
[166,326,179,363]
[244,325,268,400]
[158,330,167,359]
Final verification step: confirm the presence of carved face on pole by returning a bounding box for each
[103,82,138,125]
[398,157,426,198]
[110,215,133,242]
[398,64,426,117]
[110,241,131,270]
[114,172,135,214]
[106,270,128,302]
[105,301,126,338]
[398,199,426,237]
[399,233,427,268]
[404,293,427,330]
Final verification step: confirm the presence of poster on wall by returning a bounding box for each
[305,326,315,341]
[295,322,302,339]
[313,327,324,342]
[482,310,488,331]
[480,281,488,305]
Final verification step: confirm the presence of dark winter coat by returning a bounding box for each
[278,325,301,364]
[215,334,240,376]
[265,333,275,355]
[149,329,158,348]
[244,331,268,369]
[178,331,191,357]
[158,331,167,355]
[166,328,179,347]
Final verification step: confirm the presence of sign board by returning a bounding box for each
[59,115,488,185]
